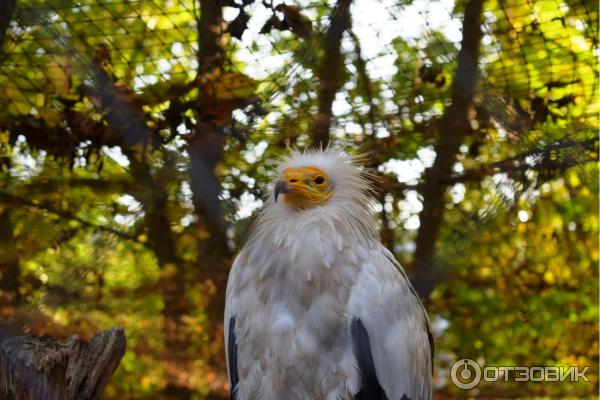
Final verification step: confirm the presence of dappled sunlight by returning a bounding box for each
[0,0,597,398]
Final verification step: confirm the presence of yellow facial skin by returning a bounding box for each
[275,166,333,209]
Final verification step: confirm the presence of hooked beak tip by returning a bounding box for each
[274,181,289,203]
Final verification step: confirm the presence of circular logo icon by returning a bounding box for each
[450,358,482,389]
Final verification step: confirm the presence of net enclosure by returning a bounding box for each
[0,0,597,398]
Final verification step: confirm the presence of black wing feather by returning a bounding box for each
[227,316,239,399]
[351,318,390,400]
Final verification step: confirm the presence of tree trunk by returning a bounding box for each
[128,158,193,391]
[85,50,193,391]
[191,0,231,375]
[189,125,230,369]
[411,0,485,300]
[311,0,352,148]
[0,206,20,320]
[0,0,17,62]
[197,0,224,72]
[0,327,126,400]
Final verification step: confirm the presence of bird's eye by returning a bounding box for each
[314,176,325,185]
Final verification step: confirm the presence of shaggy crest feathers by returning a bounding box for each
[271,147,378,207]
[249,147,380,243]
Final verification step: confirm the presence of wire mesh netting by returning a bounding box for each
[1,0,597,131]
[0,0,598,398]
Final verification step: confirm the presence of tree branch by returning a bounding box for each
[0,190,142,245]
[411,0,485,301]
[348,28,377,134]
[383,137,598,199]
[444,137,598,184]
[12,177,135,196]
[311,0,352,148]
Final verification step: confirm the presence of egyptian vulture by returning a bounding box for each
[225,148,433,400]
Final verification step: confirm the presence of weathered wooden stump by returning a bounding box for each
[0,327,126,400]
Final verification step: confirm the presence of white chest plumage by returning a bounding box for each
[228,214,366,400]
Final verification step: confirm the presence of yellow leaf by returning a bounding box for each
[567,171,580,187]
[141,375,151,389]
[198,69,258,101]
[543,271,555,284]
[197,229,211,240]
[47,56,72,97]
[38,107,62,126]
[161,263,177,277]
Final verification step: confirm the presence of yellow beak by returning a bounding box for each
[274,166,332,208]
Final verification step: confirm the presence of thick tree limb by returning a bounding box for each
[197,0,224,71]
[411,0,485,300]
[0,327,126,400]
[311,0,352,148]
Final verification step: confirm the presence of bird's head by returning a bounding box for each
[272,147,375,211]
[274,166,333,209]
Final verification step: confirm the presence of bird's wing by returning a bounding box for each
[347,245,433,400]
[224,251,246,400]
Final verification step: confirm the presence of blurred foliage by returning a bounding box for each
[0,0,597,398]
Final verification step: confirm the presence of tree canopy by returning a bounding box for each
[0,0,597,398]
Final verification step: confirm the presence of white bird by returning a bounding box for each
[224,148,433,400]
